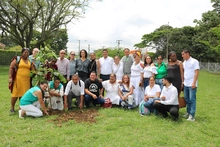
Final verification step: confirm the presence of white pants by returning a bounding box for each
[20,101,43,117]
[130,76,144,106]
[49,96,63,110]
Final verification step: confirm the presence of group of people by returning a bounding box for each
[9,47,200,122]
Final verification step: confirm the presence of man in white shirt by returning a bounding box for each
[153,76,179,121]
[182,50,200,121]
[56,50,70,90]
[98,49,114,81]
[64,74,84,110]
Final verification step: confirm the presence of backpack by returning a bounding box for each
[139,100,150,115]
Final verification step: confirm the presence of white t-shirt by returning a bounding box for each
[112,62,124,80]
[130,62,144,77]
[143,66,157,78]
[183,57,200,87]
[64,80,85,96]
[99,56,114,75]
[160,84,178,105]
[144,84,161,96]
[102,80,120,105]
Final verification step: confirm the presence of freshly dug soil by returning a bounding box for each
[48,109,99,126]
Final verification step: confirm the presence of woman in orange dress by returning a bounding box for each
[9,48,35,113]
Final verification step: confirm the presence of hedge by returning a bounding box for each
[0,50,21,65]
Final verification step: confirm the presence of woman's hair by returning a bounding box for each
[149,76,155,81]
[168,51,176,61]
[38,81,48,98]
[144,55,153,66]
[110,73,116,79]
[79,49,88,58]
[21,48,30,53]
[122,74,130,88]
[54,76,60,81]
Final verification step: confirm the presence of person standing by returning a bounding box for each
[84,72,105,108]
[56,50,70,89]
[88,52,98,76]
[9,48,35,113]
[155,55,167,90]
[153,76,179,121]
[167,51,184,95]
[182,50,200,121]
[29,48,40,69]
[143,55,157,89]
[69,51,76,80]
[121,48,134,77]
[98,49,114,81]
[112,56,123,80]
[130,51,144,106]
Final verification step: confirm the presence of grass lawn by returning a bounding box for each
[0,66,219,147]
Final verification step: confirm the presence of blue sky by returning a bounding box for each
[66,0,213,53]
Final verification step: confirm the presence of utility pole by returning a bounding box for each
[166,22,169,63]
[116,40,122,54]
[77,40,87,54]
[101,46,105,49]
[88,44,90,54]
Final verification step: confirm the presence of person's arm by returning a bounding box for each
[85,89,97,99]
[179,61,184,86]
[79,95,84,109]
[9,59,17,83]
[192,69,199,89]
[118,87,124,99]
[97,59,101,78]
[99,88,104,98]
[35,90,49,115]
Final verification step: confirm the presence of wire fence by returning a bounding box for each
[199,62,220,72]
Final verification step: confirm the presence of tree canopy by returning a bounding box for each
[0,0,91,48]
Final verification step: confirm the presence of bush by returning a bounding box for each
[0,50,21,65]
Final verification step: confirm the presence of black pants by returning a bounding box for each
[153,102,179,118]
[78,71,89,82]
[100,74,110,81]
[67,91,81,109]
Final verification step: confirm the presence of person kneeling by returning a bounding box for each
[153,76,179,121]
[84,72,105,108]
[48,77,64,110]
[19,81,49,118]
[64,74,84,110]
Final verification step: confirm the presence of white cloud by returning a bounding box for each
[67,0,213,53]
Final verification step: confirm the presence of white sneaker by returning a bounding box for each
[183,113,189,118]
[187,115,195,121]
[19,110,24,118]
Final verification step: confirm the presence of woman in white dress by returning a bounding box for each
[130,51,144,106]
[143,55,157,89]
[48,77,64,110]
[102,74,120,105]
[118,75,134,109]
[112,56,123,80]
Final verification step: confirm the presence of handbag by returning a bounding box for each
[178,91,186,108]
[102,98,112,108]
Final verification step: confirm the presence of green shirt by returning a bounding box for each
[155,62,167,79]
[20,86,40,106]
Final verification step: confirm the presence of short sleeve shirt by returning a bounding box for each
[85,79,103,97]
[144,84,161,96]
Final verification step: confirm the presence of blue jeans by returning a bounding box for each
[84,94,105,108]
[144,98,160,113]
[184,86,197,117]
[156,78,163,90]
[144,78,150,90]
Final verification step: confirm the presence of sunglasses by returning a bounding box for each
[71,54,75,56]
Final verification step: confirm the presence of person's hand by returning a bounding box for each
[144,96,148,102]
[181,84,184,90]
[9,78,13,83]
[154,100,161,103]
[121,96,125,100]
[191,83,196,89]
[64,101,68,110]
[99,95,104,98]
[44,110,49,116]
[79,102,83,110]
[98,78,102,82]
[161,96,166,101]
[92,94,98,99]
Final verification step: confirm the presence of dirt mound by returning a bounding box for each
[48,109,99,126]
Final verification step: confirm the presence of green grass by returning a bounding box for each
[0,66,220,147]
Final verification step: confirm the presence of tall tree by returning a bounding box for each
[0,0,92,48]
